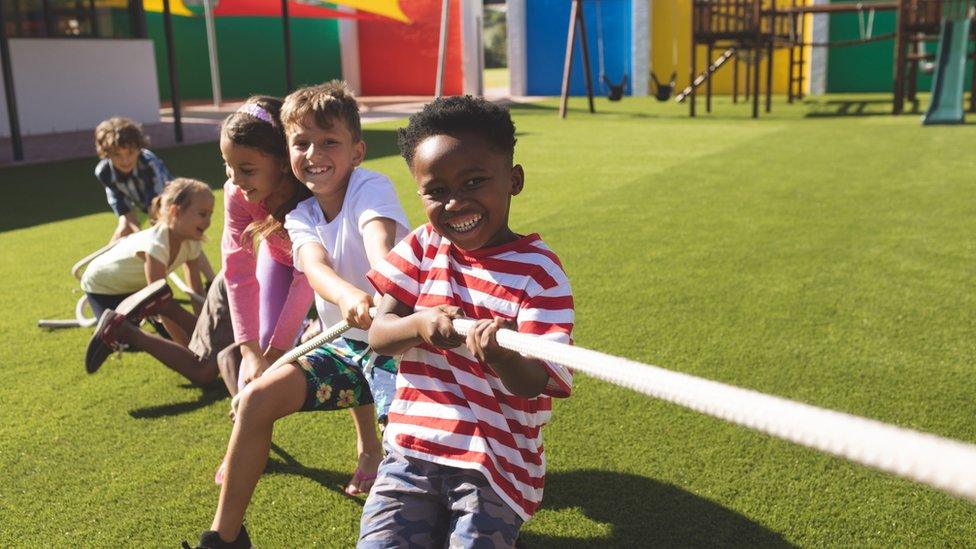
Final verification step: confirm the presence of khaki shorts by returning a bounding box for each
[187,272,234,363]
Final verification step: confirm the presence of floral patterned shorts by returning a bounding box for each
[295,337,398,421]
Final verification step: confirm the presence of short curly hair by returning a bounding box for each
[94,117,149,158]
[397,96,516,166]
[281,80,362,141]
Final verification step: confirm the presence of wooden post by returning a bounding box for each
[907,36,919,112]
[892,0,907,114]
[690,1,697,116]
[733,53,739,103]
[787,45,794,103]
[765,40,773,113]
[559,0,580,118]
[706,43,713,112]
[745,50,751,100]
[752,0,761,118]
[576,4,596,113]
[970,50,976,113]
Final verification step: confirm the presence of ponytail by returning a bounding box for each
[148,195,163,225]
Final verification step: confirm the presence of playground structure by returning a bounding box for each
[894,0,976,120]
[685,0,976,119]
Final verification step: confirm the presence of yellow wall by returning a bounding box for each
[650,0,812,95]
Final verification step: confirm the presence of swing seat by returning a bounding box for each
[603,74,629,101]
[651,71,677,102]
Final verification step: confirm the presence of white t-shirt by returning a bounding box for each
[80,223,202,295]
[284,167,411,343]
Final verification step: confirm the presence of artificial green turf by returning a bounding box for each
[1,95,974,546]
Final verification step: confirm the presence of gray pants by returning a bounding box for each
[358,448,523,548]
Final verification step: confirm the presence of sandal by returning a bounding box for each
[345,467,378,496]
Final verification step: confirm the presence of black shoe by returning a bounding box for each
[116,278,172,323]
[85,310,125,374]
[182,526,252,549]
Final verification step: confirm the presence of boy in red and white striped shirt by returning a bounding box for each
[361,97,574,547]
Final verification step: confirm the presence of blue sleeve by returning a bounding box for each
[143,149,172,190]
[95,160,130,216]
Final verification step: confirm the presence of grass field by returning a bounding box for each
[1,95,975,547]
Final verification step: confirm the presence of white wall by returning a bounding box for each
[0,38,160,138]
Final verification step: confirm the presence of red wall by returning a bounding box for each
[357,0,463,96]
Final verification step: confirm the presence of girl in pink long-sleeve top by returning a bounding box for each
[219,97,314,394]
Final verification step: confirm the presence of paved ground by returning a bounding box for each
[0,89,530,166]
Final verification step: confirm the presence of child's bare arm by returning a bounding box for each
[195,251,216,282]
[142,253,168,283]
[362,217,399,268]
[465,318,549,398]
[369,294,466,356]
[111,213,140,242]
[298,243,372,329]
[184,258,204,315]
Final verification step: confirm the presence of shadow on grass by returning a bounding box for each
[128,380,227,419]
[264,443,364,502]
[803,98,899,118]
[0,128,401,234]
[521,469,792,548]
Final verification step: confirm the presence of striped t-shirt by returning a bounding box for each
[367,224,574,520]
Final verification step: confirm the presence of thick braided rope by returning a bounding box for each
[229,319,355,412]
[231,313,976,502]
[450,318,976,503]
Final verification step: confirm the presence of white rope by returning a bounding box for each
[227,312,976,503]
[167,272,206,305]
[455,319,976,503]
[229,317,358,413]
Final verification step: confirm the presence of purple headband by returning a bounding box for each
[237,103,273,124]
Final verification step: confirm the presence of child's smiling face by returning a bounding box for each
[287,115,365,202]
[412,132,524,251]
[220,136,288,203]
[170,191,214,241]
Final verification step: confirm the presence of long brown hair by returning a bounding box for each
[221,96,311,247]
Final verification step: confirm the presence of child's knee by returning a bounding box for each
[236,382,278,421]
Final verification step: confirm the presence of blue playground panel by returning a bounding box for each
[526,0,633,96]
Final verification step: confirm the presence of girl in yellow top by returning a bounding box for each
[81,178,214,351]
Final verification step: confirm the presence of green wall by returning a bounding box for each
[146,14,342,102]
[826,4,972,93]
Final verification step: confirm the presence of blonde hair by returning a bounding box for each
[95,117,149,158]
[150,178,213,226]
[281,80,362,141]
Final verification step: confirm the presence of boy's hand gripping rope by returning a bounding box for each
[231,312,976,503]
